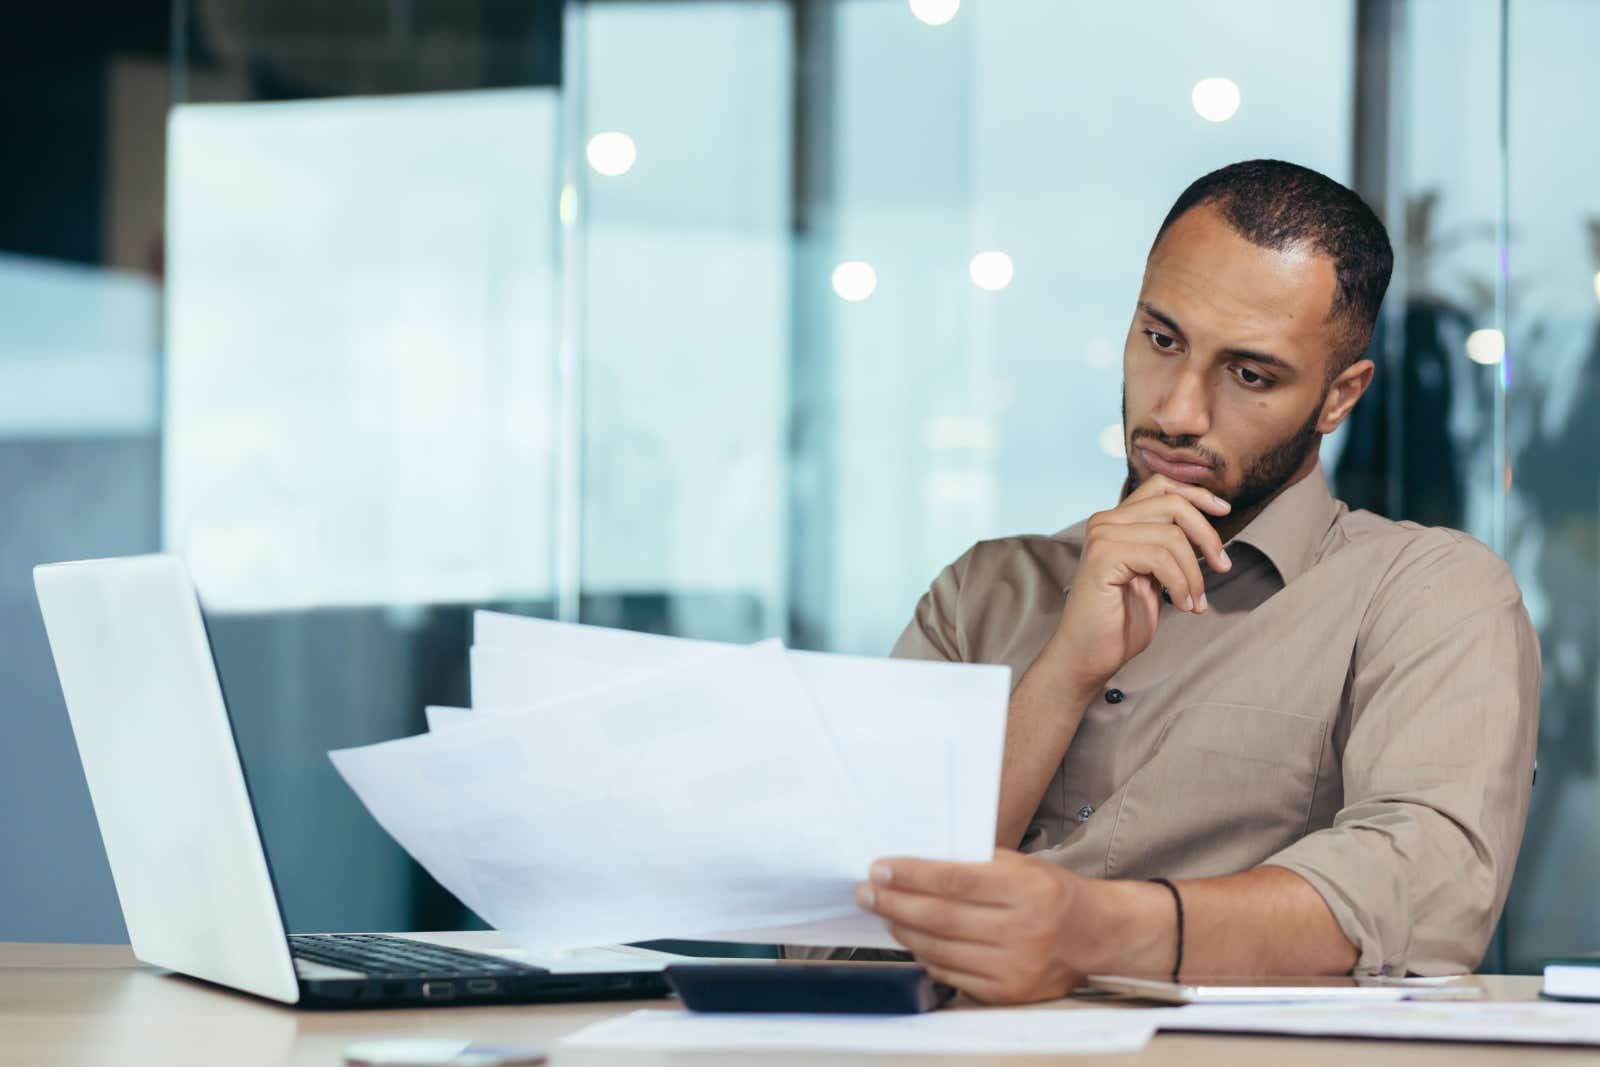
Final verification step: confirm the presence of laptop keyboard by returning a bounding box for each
[290,933,545,978]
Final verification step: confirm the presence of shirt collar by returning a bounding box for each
[1226,462,1344,587]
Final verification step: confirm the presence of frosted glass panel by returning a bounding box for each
[165,89,560,611]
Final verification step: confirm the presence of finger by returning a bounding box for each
[1128,574,1163,621]
[1090,526,1208,611]
[920,961,1002,1002]
[1122,473,1232,517]
[868,857,1017,904]
[1093,540,1199,613]
[889,923,1010,976]
[860,884,1006,943]
[1096,495,1231,573]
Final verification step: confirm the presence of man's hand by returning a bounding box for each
[854,850,1154,1004]
[993,475,1235,848]
[856,854,1359,1004]
[1057,474,1234,691]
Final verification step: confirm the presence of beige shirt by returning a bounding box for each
[892,464,1540,976]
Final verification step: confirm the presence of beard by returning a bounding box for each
[1122,388,1324,515]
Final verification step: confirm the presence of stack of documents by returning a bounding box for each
[562,1008,1160,1055]
[330,612,1010,953]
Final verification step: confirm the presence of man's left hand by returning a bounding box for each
[855,849,1107,1004]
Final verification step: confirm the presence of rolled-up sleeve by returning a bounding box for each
[889,551,971,663]
[1263,532,1541,975]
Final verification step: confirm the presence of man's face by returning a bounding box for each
[1122,203,1351,515]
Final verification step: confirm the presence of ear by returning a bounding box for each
[1316,358,1375,434]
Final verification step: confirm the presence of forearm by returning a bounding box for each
[995,635,1102,849]
[1077,866,1358,978]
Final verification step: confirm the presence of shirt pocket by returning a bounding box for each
[1104,702,1328,880]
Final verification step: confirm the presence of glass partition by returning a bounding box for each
[157,0,568,935]
[1499,0,1600,973]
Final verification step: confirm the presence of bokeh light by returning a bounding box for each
[908,0,960,27]
[1099,423,1127,459]
[1191,77,1242,122]
[1466,327,1506,365]
[831,260,878,303]
[969,251,1015,292]
[586,131,637,177]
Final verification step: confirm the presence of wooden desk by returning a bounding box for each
[0,939,1583,1067]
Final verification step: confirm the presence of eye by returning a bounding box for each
[1232,364,1274,389]
[1142,328,1178,352]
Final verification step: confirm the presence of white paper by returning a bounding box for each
[423,705,473,732]
[471,611,1010,861]
[562,1008,1159,1055]
[467,612,1008,949]
[1157,1000,1600,1045]
[331,641,872,951]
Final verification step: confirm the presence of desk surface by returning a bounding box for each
[0,936,1582,1067]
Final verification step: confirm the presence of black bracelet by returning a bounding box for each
[1149,877,1184,981]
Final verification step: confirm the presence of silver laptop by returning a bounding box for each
[33,554,674,1008]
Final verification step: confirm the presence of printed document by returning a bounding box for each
[330,616,1010,953]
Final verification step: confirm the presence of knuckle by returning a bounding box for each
[942,867,977,896]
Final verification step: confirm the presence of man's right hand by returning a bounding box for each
[1050,474,1234,692]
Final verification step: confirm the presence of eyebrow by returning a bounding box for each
[1138,301,1298,374]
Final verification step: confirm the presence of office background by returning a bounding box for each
[0,0,1592,974]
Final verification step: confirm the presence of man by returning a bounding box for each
[849,159,1540,1003]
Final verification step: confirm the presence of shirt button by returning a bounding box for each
[1076,804,1095,823]
[1104,688,1124,704]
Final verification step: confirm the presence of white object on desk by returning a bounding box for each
[1157,1000,1600,1045]
[1088,974,1484,1003]
[560,1007,1159,1055]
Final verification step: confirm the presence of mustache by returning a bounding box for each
[1128,428,1225,471]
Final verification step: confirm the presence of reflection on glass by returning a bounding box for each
[165,90,560,611]
[1499,0,1600,974]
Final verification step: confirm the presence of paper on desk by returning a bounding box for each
[471,611,1010,861]
[1156,1000,1600,1045]
[331,641,875,952]
[561,1008,1159,1056]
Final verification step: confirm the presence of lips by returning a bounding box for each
[1136,444,1215,484]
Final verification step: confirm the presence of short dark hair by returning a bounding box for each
[1151,159,1394,377]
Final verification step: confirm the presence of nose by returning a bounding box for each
[1152,364,1211,440]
